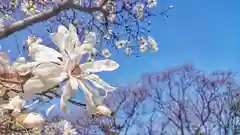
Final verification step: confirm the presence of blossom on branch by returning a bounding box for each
[22,24,118,116]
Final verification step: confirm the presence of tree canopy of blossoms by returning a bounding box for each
[0,0,171,57]
[0,0,175,134]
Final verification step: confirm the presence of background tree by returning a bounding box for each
[33,64,239,135]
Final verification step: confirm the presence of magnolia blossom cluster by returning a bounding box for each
[132,0,157,20]
[139,36,159,53]
[0,23,118,130]
[41,119,78,135]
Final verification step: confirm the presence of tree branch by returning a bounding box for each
[0,1,107,39]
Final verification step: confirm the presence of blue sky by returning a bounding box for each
[103,0,240,84]
[0,0,239,85]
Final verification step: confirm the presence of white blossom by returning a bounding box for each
[148,36,159,52]
[102,49,111,58]
[63,120,77,135]
[0,95,25,113]
[15,112,45,128]
[147,0,157,8]
[115,40,129,49]
[23,24,119,114]
[124,47,132,56]
[140,45,148,52]
[133,3,145,20]
[21,0,37,15]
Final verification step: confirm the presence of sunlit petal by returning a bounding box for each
[69,76,79,91]
[46,104,56,116]
[33,62,63,77]
[60,95,68,113]
[22,112,45,128]
[85,74,116,92]
[84,82,106,105]
[22,76,66,99]
[28,43,63,63]
[62,81,77,101]
[80,59,119,73]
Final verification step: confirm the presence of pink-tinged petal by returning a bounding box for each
[80,59,119,73]
[22,113,45,128]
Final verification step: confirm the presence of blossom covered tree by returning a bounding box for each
[0,0,174,134]
[0,0,168,56]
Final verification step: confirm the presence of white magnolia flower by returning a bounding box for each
[115,40,128,49]
[148,36,159,52]
[103,0,116,14]
[10,0,19,8]
[140,45,148,52]
[94,105,113,116]
[147,0,157,8]
[169,5,174,9]
[63,120,77,135]
[138,37,148,46]
[108,13,116,23]
[21,0,37,15]
[0,95,25,113]
[124,47,132,56]
[102,49,111,58]
[24,24,119,113]
[133,3,145,20]
[15,112,45,128]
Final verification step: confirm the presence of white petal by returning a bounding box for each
[0,52,10,73]
[84,95,97,115]
[50,32,67,52]
[80,59,119,73]
[22,76,66,99]
[0,104,14,110]
[62,81,77,101]
[11,61,38,75]
[46,104,56,116]
[78,80,93,100]
[60,96,68,113]
[58,25,69,35]
[78,32,97,54]
[83,32,96,46]
[0,52,10,65]
[85,74,116,92]
[84,82,106,105]
[28,43,63,63]
[23,113,45,128]
[33,62,63,77]
[78,80,97,115]
[0,86,7,97]
[69,77,79,90]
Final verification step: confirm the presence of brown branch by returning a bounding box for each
[0,1,108,39]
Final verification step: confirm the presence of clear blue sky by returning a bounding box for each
[0,0,239,85]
